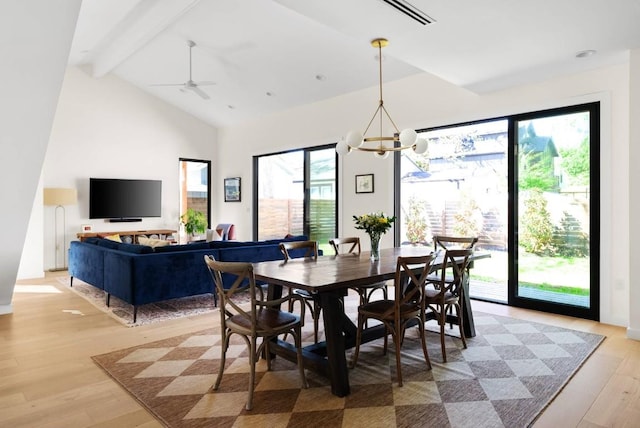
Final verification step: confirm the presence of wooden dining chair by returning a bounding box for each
[425,248,473,362]
[330,236,388,305]
[429,236,478,327]
[204,255,308,410]
[279,240,322,343]
[350,254,435,387]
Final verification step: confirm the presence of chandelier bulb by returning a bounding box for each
[346,131,364,148]
[414,138,429,154]
[399,129,417,146]
[374,150,389,159]
[335,140,351,156]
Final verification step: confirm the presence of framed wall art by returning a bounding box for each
[224,177,241,202]
[355,174,374,194]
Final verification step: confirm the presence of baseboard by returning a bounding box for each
[0,304,13,315]
[626,327,640,341]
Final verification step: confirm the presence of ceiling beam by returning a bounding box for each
[90,0,201,78]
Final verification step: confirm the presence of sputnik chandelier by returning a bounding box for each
[336,38,428,159]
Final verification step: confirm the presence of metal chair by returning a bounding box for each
[204,255,308,410]
[279,240,322,343]
[350,254,435,386]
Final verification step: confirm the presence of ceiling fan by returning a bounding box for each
[150,40,215,100]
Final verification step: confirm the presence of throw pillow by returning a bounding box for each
[104,234,122,242]
[138,236,170,248]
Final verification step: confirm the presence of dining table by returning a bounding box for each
[252,246,489,397]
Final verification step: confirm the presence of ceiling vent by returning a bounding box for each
[381,0,435,25]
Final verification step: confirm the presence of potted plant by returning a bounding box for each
[180,208,207,239]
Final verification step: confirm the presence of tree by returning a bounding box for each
[559,137,590,186]
[520,190,554,255]
[404,197,429,244]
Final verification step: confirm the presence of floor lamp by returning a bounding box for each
[44,188,77,272]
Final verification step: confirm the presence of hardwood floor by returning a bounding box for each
[1,272,638,427]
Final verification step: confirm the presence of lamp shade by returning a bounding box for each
[43,188,77,206]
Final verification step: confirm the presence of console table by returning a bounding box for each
[76,229,177,244]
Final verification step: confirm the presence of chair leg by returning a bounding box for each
[439,306,447,363]
[312,299,321,343]
[246,336,257,410]
[456,302,467,349]
[393,325,403,387]
[212,330,230,391]
[294,325,308,388]
[350,313,365,368]
[417,319,432,370]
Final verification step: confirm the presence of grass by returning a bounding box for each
[471,248,590,295]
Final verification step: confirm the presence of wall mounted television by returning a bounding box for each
[89,178,162,222]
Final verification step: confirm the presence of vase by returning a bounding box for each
[369,232,381,261]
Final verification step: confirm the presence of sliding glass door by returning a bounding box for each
[254,145,337,252]
[397,102,600,321]
[511,103,599,319]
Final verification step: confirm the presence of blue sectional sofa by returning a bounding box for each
[68,235,309,322]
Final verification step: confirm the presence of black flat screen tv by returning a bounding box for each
[89,178,162,221]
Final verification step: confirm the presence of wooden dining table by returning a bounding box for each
[252,246,489,397]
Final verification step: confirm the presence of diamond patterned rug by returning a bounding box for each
[91,296,604,428]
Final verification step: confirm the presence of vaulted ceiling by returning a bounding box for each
[69,0,640,128]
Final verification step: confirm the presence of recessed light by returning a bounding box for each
[576,50,596,58]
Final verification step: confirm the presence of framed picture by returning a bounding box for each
[355,174,374,194]
[81,224,92,232]
[224,177,241,202]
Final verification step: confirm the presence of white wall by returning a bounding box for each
[29,66,218,273]
[628,49,640,340]
[217,63,630,328]
[0,0,81,313]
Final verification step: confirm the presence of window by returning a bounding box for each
[253,145,337,253]
[179,158,211,231]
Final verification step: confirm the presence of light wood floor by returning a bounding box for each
[1,272,638,427]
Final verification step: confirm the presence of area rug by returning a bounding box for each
[91,305,604,428]
[57,277,219,327]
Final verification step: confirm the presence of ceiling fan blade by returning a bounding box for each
[193,80,216,86]
[188,85,210,100]
[150,83,184,87]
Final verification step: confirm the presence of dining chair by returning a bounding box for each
[424,248,473,362]
[350,254,435,387]
[429,235,478,327]
[204,255,308,410]
[329,236,388,305]
[279,240,322,343]
[429,235,478,280]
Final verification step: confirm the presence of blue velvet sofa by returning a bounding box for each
[68,235,309,322]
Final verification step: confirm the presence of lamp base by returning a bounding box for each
[48,267,68,272]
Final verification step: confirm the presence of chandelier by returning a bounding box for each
[336,38,428,159]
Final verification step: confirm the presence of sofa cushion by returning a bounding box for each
[96,238,120,250]
[84,237,101,245]
[138,236,170,248]
[116,242,154,254]
[154,242,210,253]
[104,234,122,242]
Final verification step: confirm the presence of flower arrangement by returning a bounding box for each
[353,212,396,235]
[353,212,396,261]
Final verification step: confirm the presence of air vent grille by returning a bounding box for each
[381,0,435,25]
